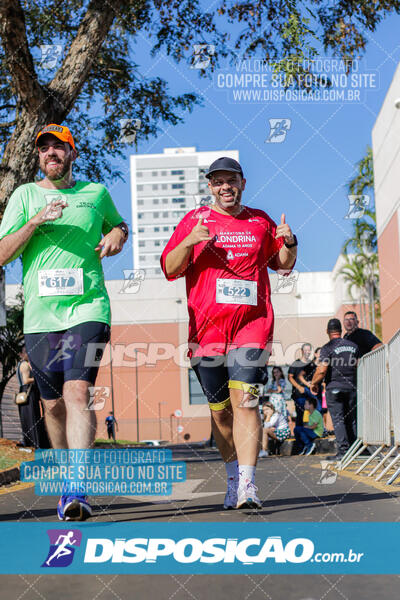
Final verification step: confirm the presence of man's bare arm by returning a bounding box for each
[288,373,304,394]
[0,199,67,266]
[165,217,211,278]
[310,364,328,395]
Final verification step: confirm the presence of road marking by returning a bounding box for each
[123,479,223,504]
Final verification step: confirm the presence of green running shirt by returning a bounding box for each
[0,181,123,333]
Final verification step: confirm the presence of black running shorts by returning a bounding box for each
[25,321,110,400]
[191,347,269,411]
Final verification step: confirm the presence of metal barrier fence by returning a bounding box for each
[338,330,400,485]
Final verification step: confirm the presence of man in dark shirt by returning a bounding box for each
[288,343,312,427]
[311,318,360,460]
[343,311,382,357]
[105,412,118,442]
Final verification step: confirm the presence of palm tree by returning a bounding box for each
[339,255,369,327]
[339,146,380,333]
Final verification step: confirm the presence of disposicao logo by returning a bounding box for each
[42,529,82,568]
[83,536,314,564]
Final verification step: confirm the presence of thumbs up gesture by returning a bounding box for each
[275,213,295,245]
[187,217,212,246]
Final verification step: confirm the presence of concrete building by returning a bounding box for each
[130,147,239,275]
[372,62,400,342]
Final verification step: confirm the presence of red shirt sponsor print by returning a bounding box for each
[161,206,294,357]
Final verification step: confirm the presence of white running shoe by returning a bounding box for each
[258,449,269,458]
[236,482,262,509]
[223,478,238,510]
[305,442,316,456]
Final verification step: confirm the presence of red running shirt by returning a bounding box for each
[160,205,292,357]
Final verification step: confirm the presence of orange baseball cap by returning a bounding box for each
[35,124,76,150]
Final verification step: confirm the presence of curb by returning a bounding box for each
[0,466,20,487]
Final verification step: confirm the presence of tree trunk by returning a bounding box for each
[0,109,55,217]
[0,0,123,218]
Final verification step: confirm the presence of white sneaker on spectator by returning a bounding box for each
[236,482,262,509]
[258,449,269,458]
[305,442,316,456]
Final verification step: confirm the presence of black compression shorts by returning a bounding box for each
[25,321,110,400]
[191,347,269,411]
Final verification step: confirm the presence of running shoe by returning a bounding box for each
[223,477,238,510]
[305,442,316,456]
[236,482,262,509]
[299,447,307,456]
[58,494,92,521]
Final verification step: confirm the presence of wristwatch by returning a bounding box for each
[284,234,297,248]
[116,222,129,239]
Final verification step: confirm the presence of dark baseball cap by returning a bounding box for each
[327,318,342,332]
[205,157,244,179]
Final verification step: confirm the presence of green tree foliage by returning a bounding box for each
[339,146,380,332]
[0,1,399,218]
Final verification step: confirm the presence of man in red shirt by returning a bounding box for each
[161,157,297,509]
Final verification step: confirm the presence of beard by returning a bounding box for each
[41,156,72,181]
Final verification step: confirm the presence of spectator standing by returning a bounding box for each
[311,318,359,461]
[299,347,323,412]
[105,412,118,442]
[343,311,382,357]
[16,348,50,448]
[288,343,312,427]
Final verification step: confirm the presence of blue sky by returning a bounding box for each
[5,11,400,285]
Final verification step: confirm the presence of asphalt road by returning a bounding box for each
[0,447,399,599]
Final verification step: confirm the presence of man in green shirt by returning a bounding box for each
[0,124,128,520]
[294,397,324,456]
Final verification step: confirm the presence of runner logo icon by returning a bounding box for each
[46,333,81,372]
[265,119,291,143]
[42,529,82,568]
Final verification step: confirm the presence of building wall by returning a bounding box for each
[372,62,400,342]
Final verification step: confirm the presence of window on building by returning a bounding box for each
[139,241,145,247]
[161,171,167,176]
[153,198,159,204]
[138,199,144,205]
[138,213,143,219]
[172,183,184,189]
[137,185,143,191]
[172,197,185,203]
[161,184,168,190]
[138,228,144,233]
[162,212,168,217]
[162,198,168,204]
[188,369,207,405]
[142,255,146,262]
[155,267,162,274]
[137,171,143,177]
[152,171,158,176]
[155,241,160,246]
[163,226,169,231]
[171,169,184,175]
[153,212,159,218]
[152,184,158,190]
[154,227,160,232]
